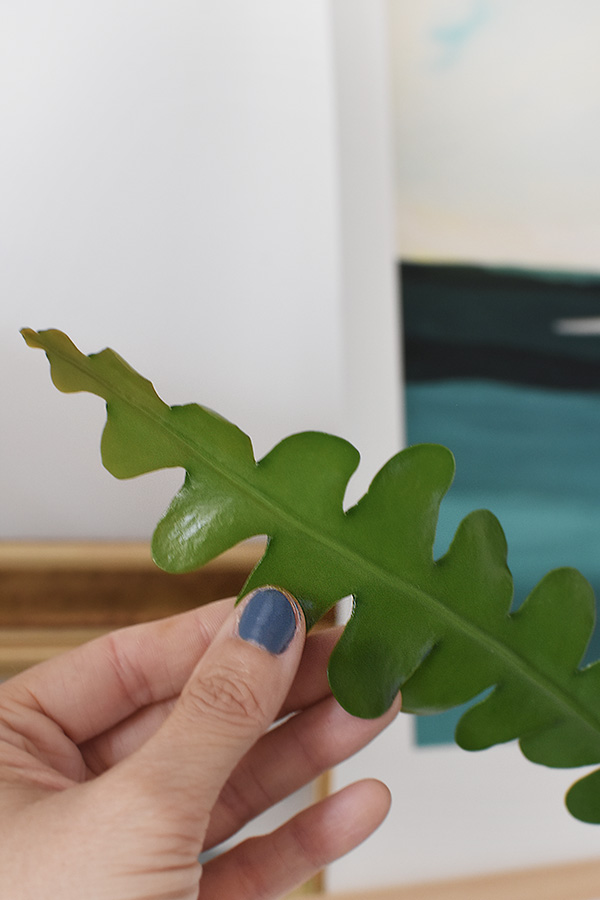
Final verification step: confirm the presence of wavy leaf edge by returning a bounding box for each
[22,327,600,824]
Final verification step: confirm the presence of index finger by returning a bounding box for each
[7,598,234,744]
[4,599,339,745]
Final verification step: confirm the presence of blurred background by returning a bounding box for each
[3,0,600,893]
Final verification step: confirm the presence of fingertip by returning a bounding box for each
[126,588,307,824]
[237,586,305,655]
[345,777,393,827]
[198,777,393,899]
[314,778,393,862]
[390,690,403,717]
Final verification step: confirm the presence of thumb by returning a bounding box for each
[123,586,306,824]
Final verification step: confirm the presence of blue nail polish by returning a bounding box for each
[238,587,297,654]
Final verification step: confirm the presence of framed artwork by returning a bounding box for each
[332,0,600,894]
[402,262,600,747]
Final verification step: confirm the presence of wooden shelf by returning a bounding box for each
[0,539,265,627]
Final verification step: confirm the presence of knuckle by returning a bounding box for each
[287,814,329,870]
[217,756,272,831]
[183,663,269,732]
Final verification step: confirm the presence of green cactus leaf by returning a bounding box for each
[23,328,600,823]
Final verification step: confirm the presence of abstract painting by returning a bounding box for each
[388,1,600,744]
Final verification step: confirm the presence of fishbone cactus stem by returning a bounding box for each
[22,327,600,823]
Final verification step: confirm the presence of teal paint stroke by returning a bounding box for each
[417,689,493,747]
[430,0,493,70]
[409,380,600,745]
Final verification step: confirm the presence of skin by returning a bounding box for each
[0,593,400,899]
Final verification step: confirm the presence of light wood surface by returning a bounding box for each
[0,539,265,571]
[0,540,267,670]
[304,857,600,899]
[0,539,266,627]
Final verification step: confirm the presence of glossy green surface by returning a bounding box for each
[23,328,600,823]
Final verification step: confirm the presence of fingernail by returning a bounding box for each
[238,587,298,654]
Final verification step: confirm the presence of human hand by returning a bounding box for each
[0,587,400,899]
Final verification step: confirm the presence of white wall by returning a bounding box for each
[2,0,410,890]
[1,1,402,542]
[0,0,398,540]
[331,0,404,506]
